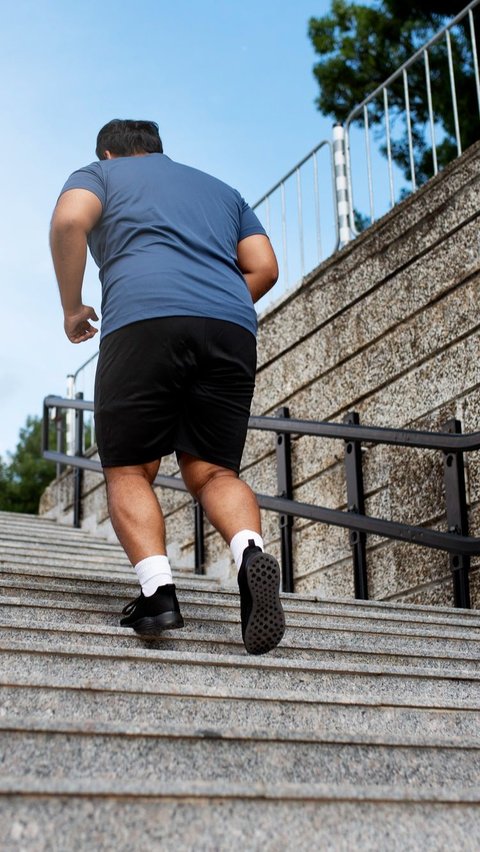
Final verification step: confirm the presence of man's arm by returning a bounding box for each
[236,234,278,303]
[50,189,103,343]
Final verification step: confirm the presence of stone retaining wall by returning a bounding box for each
[40,141,480,607]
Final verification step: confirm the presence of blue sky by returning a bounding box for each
[0,0,369,458]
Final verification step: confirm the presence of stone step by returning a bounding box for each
[1,616,479,672]
[2,578,480,636]
[3,595,480,662]
[0,541,129,562]
[1,552,131,571]
[1,780,478,851]
[1,641,479,707]
[0,522,125,557]
[0,719,479,789]
[3,594,480,660]
[2,682,478,740]
[2,544,480,626]
[0,518,111,541]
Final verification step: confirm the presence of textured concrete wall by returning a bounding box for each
[40,141,480,607]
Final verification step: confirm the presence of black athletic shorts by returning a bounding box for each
[94,316,257,473]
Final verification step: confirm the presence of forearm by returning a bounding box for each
[50,221,88,314]
[244,270,277,303]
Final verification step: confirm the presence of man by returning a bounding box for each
[50,118,285,655]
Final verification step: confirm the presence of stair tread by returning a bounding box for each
[1,773,479,802]
[1,619,479,671]
[2,714,480,749]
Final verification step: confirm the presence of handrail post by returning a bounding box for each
[66,374,75,456]
[73,392,84,529]
[276,406,294,593]
[442,419,470,609]
[55,410,65,479]
[333,123,354,247]
[344,411,368,600]
[42,400,50,456]
[194,501,205,575]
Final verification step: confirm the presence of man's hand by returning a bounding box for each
[64,304,99,344]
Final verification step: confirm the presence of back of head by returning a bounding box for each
[96,119,163,160]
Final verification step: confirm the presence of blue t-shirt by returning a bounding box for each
[60,153,266,339]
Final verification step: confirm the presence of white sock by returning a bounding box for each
[230,530,264,571]
[134,555,173,597]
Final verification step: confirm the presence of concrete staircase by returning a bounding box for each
[0,510,479,850]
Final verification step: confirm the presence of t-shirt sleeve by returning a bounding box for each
[238,196,267,241]
[59,162,106,207]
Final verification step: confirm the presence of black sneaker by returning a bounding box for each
[237,540,285,655]
[120,583,184,636]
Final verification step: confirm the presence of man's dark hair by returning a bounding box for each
[96,119,163,160]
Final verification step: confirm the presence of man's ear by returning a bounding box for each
[104,150,113,160]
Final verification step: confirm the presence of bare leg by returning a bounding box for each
[179,452,284,655]
[104,460,165,565]
[178,452,261,542]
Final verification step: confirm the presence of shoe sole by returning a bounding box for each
[243,553,285,655]
[123,611,185,637]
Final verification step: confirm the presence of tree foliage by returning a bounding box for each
[0,416,56,515]
[309,0,479,183]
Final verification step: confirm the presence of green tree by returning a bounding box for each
[309,0,480,184]
[0,416,56,514]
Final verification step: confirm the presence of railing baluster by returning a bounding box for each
[363,105,375,222]
[73,392,84,529]
[296,168,305,278]
[424,49,438,177]
[194,501,205,575]
[280,181,288,288]
[343,412,368,600]
[446,29,462,156]
[383,87,395,207]
[469,7,480,115]
[443,419,470,608]
[403,68,417,192]
[312,151,322,262]
[275,406,294,593]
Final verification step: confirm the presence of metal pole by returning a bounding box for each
[280,182,288,288]
[275,406,294,593]
[469,8,480,115]
[443,419,470,608]
[55,412,65,479]
[446,29,462,156]
[73,392,84,529]
[265,196,271,236]
[312,151,322,263]
[383,87,395,207]
[403,68,417,192]
[343,412,368,600]
[66,373,75,456]
[194,501,205,575]
[296,168,305,278]
[332,123,353,247]
[42,400,50,457]
[363,105,375,222]
[424,49,438,176]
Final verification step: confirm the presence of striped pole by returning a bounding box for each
[333,123,352,247]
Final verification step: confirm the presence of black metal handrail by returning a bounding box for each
[43,394,480,608]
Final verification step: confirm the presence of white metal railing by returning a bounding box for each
[251,138,339,310]
[345,0,480,232]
